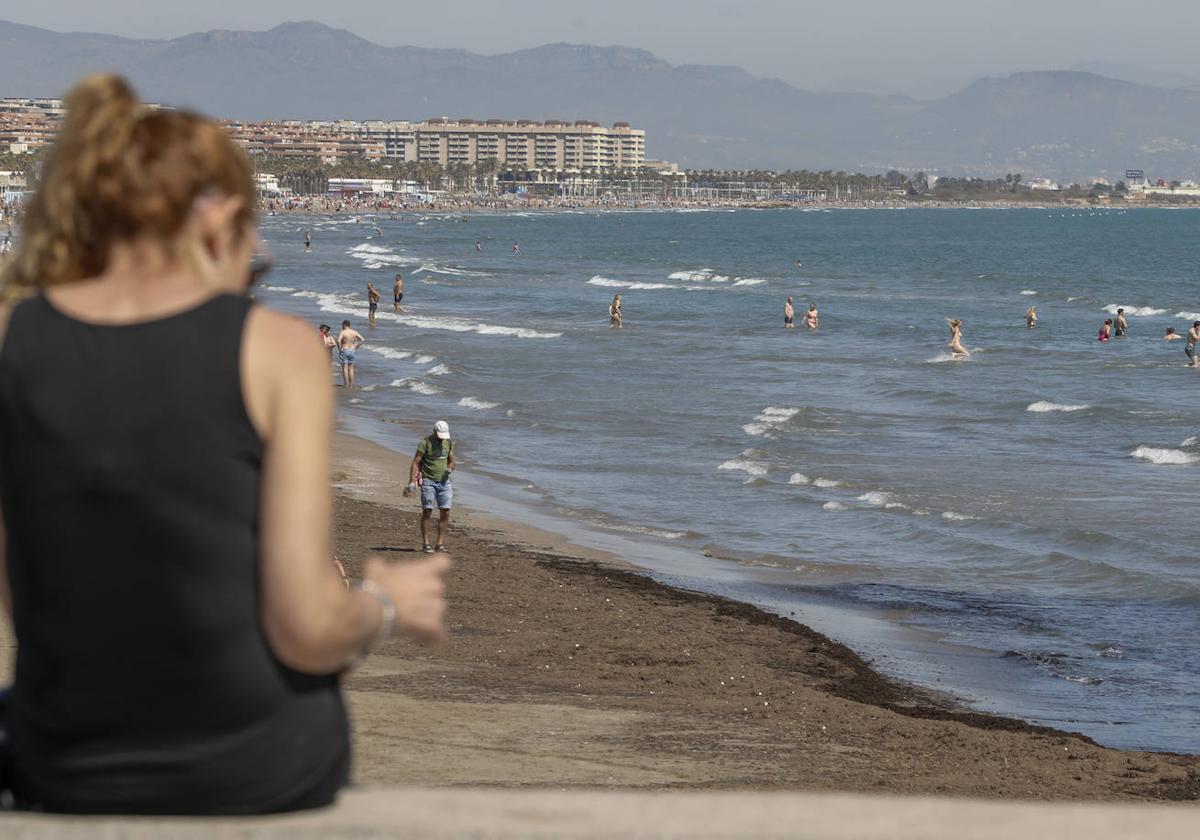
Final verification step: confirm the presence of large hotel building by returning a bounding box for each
[2,97,649,171]
[224,117,647,170]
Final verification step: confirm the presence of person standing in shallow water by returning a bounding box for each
[804,303,819,330]
[1026,306,1038,328]
[949,319,970,358]
[0,73,448,815]
[392,273,405,313]
[338,319,365,388]
[1187,321,1200,367]
[367,282,381,326]
[1098,319,1112,342]
[304,230,311,252]
[609,295,623,329]
[784,296,795,328]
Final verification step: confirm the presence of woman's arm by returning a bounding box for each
[243,308,446,673]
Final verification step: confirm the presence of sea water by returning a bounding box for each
[258,207,1200,752]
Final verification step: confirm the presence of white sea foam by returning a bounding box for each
[1182,436,1198,447]
[1020,290,1038,296]
[942,511,978,521]
[263,284,298,293]
[427,364,451,376]
[855,491,903,510]
[459,396,499,410]
[718,458,768,477]
[668,268,731,283]
[408,382,442,396]
[1175,311,1200,321]
[1027,401,1091,413]
[733,278,768,286]
[812,478,840,488]
[926,352,966,364]
[588,276,676,290]
[302,292,561,338]
[414,355,436,365]
[1067,296,1084,302]
[788,473,810,485]
[370,347,413,360]
[822,501,848,511]
[742,406,800,437]
[348,244,392,255]
[1130,446,1200,466]
[389,378,410,387]
[1103,304,1166,316]
[602,523,687,540]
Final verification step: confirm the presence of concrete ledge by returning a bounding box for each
[2,787,1196,839]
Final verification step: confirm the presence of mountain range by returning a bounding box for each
[3,19,1200,181]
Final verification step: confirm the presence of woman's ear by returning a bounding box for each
[193,194,247,258]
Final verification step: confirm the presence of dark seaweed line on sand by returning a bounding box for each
[534,556,1094,742]
[536,556,1200,799]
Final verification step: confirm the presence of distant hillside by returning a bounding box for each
[3,19,1200,180]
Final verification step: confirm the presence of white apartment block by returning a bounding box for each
[329,118,646,170]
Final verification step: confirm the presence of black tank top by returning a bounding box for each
[0,293,348,814]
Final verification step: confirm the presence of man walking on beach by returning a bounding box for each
[367,282,381,327]
[404,421,456,552]
[393,274,405,313]
[337,320,365,388]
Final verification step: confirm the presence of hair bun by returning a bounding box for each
[63,74,141,142]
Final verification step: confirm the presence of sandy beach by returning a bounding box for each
[326,434,1199,800]
[0,431,1195,802]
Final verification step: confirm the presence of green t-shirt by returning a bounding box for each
[417,436,453,482]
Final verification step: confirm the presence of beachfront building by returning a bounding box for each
[0,99,61,153]
[331,118,647,171]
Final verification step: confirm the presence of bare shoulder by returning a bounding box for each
[246,305,325,365]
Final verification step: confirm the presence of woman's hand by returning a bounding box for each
[364,553,450,643]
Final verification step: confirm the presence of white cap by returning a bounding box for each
[434,420,450,440]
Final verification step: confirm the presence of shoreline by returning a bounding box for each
[329,432,1200,798]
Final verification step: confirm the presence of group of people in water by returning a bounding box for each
[943,304,1198,364]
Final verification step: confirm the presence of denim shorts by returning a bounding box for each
[339,349,356,365]
[420,480,453,510]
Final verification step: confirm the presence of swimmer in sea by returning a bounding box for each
[804,303,819,330]
[1165,326,1182,341]
[1098,319,1112,342]
[1025,306,1038,328]
[949,319,970,358]
[393,274,405,313]
[784,296,795,328]
[475,240,482,252]
[1115,307,1127,338]
[337,320,366,388]
[513,242,520,256]
[1187,321,1200,367]
[367,282,381,327]
[609,295,623,329]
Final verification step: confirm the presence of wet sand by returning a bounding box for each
[332,434,1199,800]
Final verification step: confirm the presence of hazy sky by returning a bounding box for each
[11,0,1200,97]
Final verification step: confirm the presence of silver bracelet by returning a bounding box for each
[356,579,396,661]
